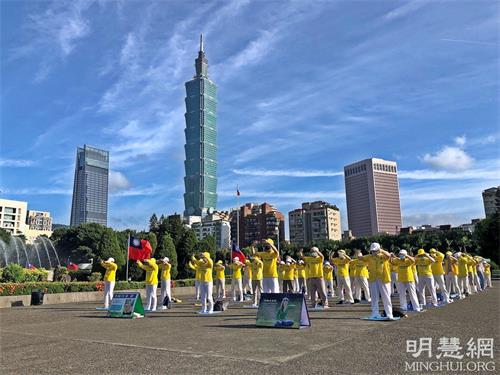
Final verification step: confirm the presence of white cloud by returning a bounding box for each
[399,166,499,180]
[454,135,466,146]
[422,146,474,171]
[218,189,345,200]
[232,168,343,177]
[108,171,131,192]
[384,1,428,21]
[440,38,497,47]
[0,159,34,167]
[9,1,94,81]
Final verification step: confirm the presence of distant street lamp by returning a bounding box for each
[275,222,280,253]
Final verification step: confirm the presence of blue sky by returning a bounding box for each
[1,0,499,234]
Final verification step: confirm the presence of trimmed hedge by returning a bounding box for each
[0,279,196,296]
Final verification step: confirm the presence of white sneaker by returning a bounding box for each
[161,306,167,310]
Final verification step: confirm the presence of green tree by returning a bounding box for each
[177,229,198,278]
[0,228,11,245]
[474,213,499,264]
[194,235,217,260]
[155,233,178,278]
[167,214,186,248]
[149,213,159,233]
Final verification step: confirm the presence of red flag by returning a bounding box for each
[128,236,152,261]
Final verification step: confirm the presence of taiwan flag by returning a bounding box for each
[231,242,245,263]
[128,237,152,261]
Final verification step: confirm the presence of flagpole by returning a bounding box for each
[236,184,240,249]
[126,233,130,282]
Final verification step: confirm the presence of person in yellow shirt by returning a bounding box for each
[473,255,484,292]
[301,247,328,308]
[278,261,286,292]
[214,260,226,299]
[323,261,334,297]
[229,257,244,302]
[192,252,214,313]
[391,250,421,312]
[243,260,253,295]
[137,258,159,312]
[390,254,398,295]
[350,251,371,303]
[454,252,469,297]
[484,259,492,288]
[251,256,263,307]
[444,252,460,298]
[360,243,394,320]
[282,257,296,293]
[429,249,451,304]
[415,249,437,307]
[253,239,279,293]
[297,260,307,294]
[465,254,478,293]
[331,250,354,304]
[188,259,201,300]
[158,257,172,310]
[100,257,117,309]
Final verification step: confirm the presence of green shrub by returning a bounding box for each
[89,272,102,282]
[53,266,69,282]
[2,264,25,283]
[68,270,91,281]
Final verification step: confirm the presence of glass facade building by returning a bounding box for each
[183,35,217,217]
[70,145,109,227]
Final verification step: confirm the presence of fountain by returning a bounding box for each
[0,236,61,269]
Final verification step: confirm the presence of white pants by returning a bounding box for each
[104,281,115,308]
[293,278,299,292]
[391,272,398,294]
[337,276,354,303]
[369,280,393,319]
[474,273,482,291]
[325,279,334,296]
[417,275,437,306]
[396,282,420,311]
[160,279,171,306]
[231,278,243,301]
[243,277,253,294]
[278,278,283,293]
[458,276,468,297]
[353,277,370,301]
[252,279,263,305]
[200,282,214,313]
[468,274,477,293]
[445,273,461,297]
[413,272,419,285]
[146,284,158,311]
[194,280,200,300]
[433,275,450,303]
[485,274,492,287]
[215,278,225,298]
[263,278,279,293]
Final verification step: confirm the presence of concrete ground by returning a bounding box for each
[1,282,499,375]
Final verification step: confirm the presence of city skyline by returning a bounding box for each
[1,1,499,233]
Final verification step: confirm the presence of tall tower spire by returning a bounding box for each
[195,34,208,77]
[183,35,218,218]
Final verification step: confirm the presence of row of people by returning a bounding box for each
[99,241,492,316]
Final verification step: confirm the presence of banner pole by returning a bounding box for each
[126,233,130,282]
[236,185,240,249]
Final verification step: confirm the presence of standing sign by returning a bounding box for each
[256,293,310,329]
[108,292,145,318]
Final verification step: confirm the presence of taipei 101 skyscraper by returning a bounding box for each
[183,35,218,217]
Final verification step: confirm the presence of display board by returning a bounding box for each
[107,292,145,318]
[256,293,310,329]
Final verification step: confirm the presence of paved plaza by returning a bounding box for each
[1,282,499,374]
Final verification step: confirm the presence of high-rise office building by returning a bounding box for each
[183,35,217,217]
[289,201,341,245]
[230,203,285,247]
[70,145,109,227]
[344,158,402,237]
[482,186,500,216]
